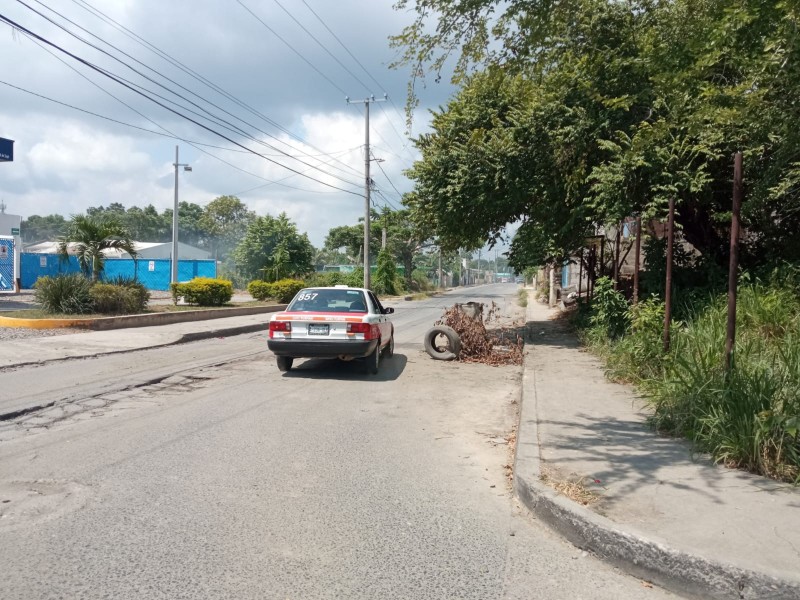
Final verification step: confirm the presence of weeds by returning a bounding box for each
[575,282,800,483]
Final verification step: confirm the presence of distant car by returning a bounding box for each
[515,276,524,284]
[267,286,395,374]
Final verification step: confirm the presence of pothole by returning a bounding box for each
[0,480,90,531]
[0,372,219,441]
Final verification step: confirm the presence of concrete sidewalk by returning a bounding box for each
[0,313,271,371]
[514,299,800,599]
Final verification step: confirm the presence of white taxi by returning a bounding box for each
[267,286,395,374]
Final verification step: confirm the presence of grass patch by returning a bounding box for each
[540,466,600,505]
[517,288,528,307]
[0,301,276,320]
[573,282,800,483]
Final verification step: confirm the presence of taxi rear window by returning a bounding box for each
[287,289,368,313]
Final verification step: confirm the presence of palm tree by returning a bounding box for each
[58,215,138,282]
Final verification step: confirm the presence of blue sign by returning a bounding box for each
[0,138,13,162]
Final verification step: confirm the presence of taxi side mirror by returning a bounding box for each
[383,307,395,314]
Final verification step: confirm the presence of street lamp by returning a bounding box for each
[171,145,191,284]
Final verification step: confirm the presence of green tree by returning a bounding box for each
[233,213,314,282]
[201,196,255,261]
[58,215,137,282]
[20,214,67,244]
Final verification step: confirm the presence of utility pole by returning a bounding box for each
[171,146,192,284]
[346,94,386,289]
[438,248,443,290]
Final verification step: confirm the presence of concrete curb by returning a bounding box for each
[514,333,800,599]
[0,304,286,330]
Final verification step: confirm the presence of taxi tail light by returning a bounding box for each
[347,322,377,339]
[269,321,291,338]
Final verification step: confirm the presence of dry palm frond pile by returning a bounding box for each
[435,301,524,365]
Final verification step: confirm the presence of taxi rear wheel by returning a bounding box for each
[382,333,394,358]
[365,341,380,374]
[276,356,293,372]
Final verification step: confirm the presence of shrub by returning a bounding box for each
[410,269,432,292]
[269,278,305,303]
[171,277,233,306]
[34,274,94,314]
[248,280,272,301]
[589,277,629,340]
[90,283,143,314]
[304,270,364,289]
[373,249,399,296]
[105,275,150,312]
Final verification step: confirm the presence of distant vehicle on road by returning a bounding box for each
[515,276,524,284]
[267,286,394,374]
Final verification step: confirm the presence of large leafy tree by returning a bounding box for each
[233,213,314,282]
[58,215,137,282]
[201,196,255,261]
[20,214,67,244]
[394,0,800,269]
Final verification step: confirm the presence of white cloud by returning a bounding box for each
[0,0,456,247]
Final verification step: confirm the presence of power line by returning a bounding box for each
[0,12,363,196]
[16,0,364,185]
[299,0,416,157]
[271,0,371,94]
[67,0,363,179]
[235,0,349,97]
[3,46,341,196]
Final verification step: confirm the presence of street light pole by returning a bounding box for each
[171,146,192,284]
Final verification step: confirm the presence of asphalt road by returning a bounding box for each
[0,284,673,599]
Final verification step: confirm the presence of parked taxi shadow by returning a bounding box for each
[280,353,408,381]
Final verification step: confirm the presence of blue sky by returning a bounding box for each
[0,0,459,247]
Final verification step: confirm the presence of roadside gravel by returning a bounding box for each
[0,291,88,341]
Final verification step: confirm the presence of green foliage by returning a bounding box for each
[247,279,305,303]
[410,268,433,292]
[575,282,800,482]
[517,288,528,308]
[373,249,400,296]
[247,280,272,302]
[58,215,137,282]
[268,279,305,303]
[171,277,233,307]
[89,283,146,314]
[34,274,94,315]
[588,277,630,340]
[394,0,800,273]
[233,213,314,282]
[303,270,364,289]
[104,275,150,313]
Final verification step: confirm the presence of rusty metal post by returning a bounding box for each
[578,247,584,298]
[663,198,676,352]
[633,215,642,304]
[725,152,743,372]
[613,224,621,290]
[599,236,605,279]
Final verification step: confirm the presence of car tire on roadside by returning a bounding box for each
[382,333,394,358]
[423,325,461,361]
[276,356,293,372]
[365,341,381,374]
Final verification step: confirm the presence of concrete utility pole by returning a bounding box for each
[346,94,386,289]
[171,146,192,284]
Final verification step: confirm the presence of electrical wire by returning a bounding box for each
[0,12,364,196]
[15,0,364,186]
[67,0,364,178]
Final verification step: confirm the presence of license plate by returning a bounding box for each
[308,323,330,336]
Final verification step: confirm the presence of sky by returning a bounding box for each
[0,0,459,248]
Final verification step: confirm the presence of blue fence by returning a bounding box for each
[21,254,217,291]
[0,238,14,291]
